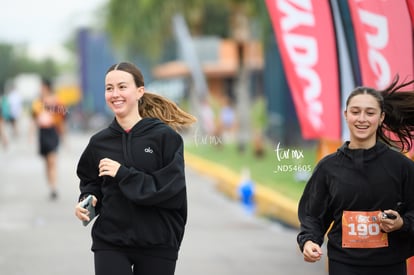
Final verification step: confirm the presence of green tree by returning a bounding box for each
[0,44,19,92]
[104,0,264,60]
[0,43,59,93]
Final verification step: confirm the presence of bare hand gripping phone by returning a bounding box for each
[381,212,397,220]
[80,195,96,226]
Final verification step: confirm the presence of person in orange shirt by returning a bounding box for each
[32,78,66,200]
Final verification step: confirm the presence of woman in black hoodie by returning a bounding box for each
[74,62,196,275]
[297,76,414,275]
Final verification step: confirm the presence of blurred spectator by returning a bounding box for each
[252,95,267,158]
[0,95,8,149]
[31,78,67,200]
[218,95,237,143]
[5,84,23,137]
[200,96,216,136]
[1,92,11,123]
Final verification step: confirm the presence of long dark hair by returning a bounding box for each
[346,76,414,152]
[106,62,197,130]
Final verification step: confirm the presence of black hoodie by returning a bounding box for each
[77,117,186,260]
[297,141,414,266]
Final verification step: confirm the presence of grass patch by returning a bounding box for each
[184,140,318,201]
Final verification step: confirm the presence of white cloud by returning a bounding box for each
[26,43,71,62]
[0,0,108,60]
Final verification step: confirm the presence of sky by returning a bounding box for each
[0,0,108,61]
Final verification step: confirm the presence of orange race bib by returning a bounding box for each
[342,210,388,248]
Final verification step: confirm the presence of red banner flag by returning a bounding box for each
[406,0,414,29]
[265,0,341,140]
[348,0,413,89]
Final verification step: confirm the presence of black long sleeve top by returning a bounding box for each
[77,117,187,260]
[297,141,414,266]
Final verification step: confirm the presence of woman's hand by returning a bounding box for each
[378,210,404,233]
[302,240,323,262]
[75,195,97,222]
[98,158,121,178]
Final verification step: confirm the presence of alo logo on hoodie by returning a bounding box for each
[144,147,153,154]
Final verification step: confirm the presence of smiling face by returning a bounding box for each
[105,70,144,121]
[344,93,385,149]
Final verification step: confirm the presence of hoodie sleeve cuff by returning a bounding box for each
[399,216,411,232]
[115,165,130,182]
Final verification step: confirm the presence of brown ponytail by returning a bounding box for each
[139,92,196,130]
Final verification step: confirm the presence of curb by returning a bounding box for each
[184,151,300,228]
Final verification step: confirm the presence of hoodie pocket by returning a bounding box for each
[131,206,170,246]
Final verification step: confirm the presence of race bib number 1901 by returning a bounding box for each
[342,210,388,248]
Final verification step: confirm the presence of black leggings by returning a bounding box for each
[329,259,407,275]
[94,250,177,275]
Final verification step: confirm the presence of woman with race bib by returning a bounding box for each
[297,76,414,274]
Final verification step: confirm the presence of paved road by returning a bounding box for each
[0,124,326,274]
